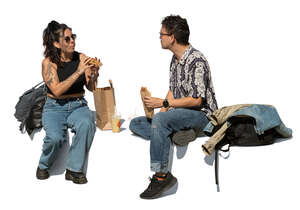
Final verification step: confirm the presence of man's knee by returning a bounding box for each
[129,116,149,132]
[152,112,167,128]
[129,117,139,132]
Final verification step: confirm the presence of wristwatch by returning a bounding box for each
[163,99,169,108]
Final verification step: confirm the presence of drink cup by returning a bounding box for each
[111,114,121,133]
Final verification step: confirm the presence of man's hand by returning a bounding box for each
[144,96,164,109]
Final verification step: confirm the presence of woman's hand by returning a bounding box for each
[86,57,101,91]
[90,57,101,78]
[77,55,93,75]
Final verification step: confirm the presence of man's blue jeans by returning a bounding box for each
[129,108,209,173]
[38,97,96,173]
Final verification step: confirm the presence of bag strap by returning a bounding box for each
[218,144,231,152]
[215,149,219,191]
[214,145,231,192]
[19,120,26,134]
[33,81,45,89]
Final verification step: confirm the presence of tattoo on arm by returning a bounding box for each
[65,71,80,84]
[45,62,55,86]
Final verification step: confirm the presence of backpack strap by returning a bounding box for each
[218,144,231,152]
[33,81,45,89]
[20,120,26,134]
[215,149,220,192]
[214,145,231,192]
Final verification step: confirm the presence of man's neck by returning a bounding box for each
[170,44,190,61]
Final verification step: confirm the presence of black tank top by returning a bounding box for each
[47,51,86,95]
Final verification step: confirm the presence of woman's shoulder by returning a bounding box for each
[78,52,87,59]
[78,52,92,62]
[42,57,57,69]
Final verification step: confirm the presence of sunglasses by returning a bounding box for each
[159,32,172,36]
[64,34,77,43]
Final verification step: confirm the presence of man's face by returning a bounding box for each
[58,28,76,54]
[159,26,173,49]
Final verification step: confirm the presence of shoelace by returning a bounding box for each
[147,176,160,190]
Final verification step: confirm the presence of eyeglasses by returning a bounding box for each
[159,32,172,36]
[64,34,77,43]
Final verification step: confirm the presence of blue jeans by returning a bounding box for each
[129,108,209,173]
[39,97,96,173]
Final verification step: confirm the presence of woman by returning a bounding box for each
[36,20,100,184]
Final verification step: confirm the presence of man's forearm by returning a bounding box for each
[166,90,174,100]
[168,96,202,108]
[159,90,202,110]
[160,90,174,112]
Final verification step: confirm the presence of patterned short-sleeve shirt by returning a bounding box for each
[169,45,218,114]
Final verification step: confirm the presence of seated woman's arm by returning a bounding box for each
[42,56,92,97]
[84,55,101,92]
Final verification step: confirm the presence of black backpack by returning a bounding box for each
[14,82,47,136]
[212,116,280,191]
[215,117,278,150]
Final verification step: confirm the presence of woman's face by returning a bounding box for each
[59,28,76,54]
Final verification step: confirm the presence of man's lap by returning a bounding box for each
[130,108,208,133]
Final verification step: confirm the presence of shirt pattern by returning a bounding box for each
[169,45,218,114]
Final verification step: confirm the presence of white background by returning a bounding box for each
[0,0,299,209]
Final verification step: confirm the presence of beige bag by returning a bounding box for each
[93,80,116,130]
[140,87,154,119]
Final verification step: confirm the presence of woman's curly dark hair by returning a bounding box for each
[161,15,190,45]
[42,20,71,66]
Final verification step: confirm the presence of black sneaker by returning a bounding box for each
[36,167,49,180]
[140,172,178,199]
[65,169,88,184]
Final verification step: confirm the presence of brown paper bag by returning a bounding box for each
[140,87,154,119]
[93,80,116,130]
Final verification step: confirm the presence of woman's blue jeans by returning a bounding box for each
[129,108,209,173]
[38,97,96,173]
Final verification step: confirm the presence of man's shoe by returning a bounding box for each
[65,169,88,184]
[140,172,177,199]
[36,167,49,180]
[172,128,197,146]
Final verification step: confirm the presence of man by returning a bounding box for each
[129,15,218,199]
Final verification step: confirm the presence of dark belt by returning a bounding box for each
[54,97,83,102]
[54,97,83,101]
[49,97,84,106]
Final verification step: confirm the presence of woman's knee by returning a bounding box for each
[45,132,65,146]
[76,118,96,133]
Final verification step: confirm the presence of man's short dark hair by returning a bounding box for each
[161,15,190,45]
